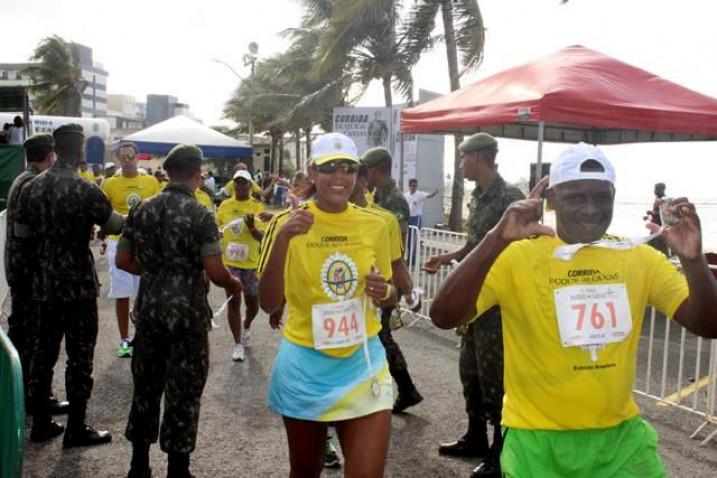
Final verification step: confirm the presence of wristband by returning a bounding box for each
[381,284,393,302]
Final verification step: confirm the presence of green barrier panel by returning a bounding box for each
[0,326,24,478]
[0,145,25,212]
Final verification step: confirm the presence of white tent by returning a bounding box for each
[118,116,252,158]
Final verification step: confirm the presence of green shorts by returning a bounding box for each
[501,416,667,478]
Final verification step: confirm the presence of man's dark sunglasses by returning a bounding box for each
[315,160,359,174]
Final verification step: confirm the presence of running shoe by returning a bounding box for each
[324,437,341,468]
[117,339,133,358]
[232,343,246,362]
[241,329,251,348]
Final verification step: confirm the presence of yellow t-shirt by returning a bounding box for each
[364,203,403,262]
[258,200,392,358]
[365,190,374,205]
[474,235,689,431]
[217,197,267,269]
[194,188,214,212]
[102,174,161,239]
[79,170,94,181]
[223,179,262,197]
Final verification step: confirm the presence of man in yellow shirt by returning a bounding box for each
[217,170,272,361]
[78,160,94,181]
[430,143,717,477]
[102,143,161,358]
[218,162,264,201]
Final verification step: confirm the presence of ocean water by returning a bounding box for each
[551,200,717,252]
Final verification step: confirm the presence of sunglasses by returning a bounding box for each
[315,160,358,175]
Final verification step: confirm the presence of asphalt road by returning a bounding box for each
[7,246,717,477]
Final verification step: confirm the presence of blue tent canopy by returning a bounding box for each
[116,116,252,158]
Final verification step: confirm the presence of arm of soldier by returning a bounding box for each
[663,200,717,338]
[422,243,471,273]
[199,211,243,296]
[431,178,553,329]
[116,207,140,274]
[391,260,412,297]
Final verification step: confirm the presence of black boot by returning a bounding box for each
[392,369,423,414]
[470,425,503,478]
[128,442,152,478]
[49,394,70,415]
[30,408,65,443]
[167,452,194,478]
[438,417,490,458]
[62,401,112,448]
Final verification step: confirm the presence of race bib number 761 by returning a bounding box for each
[554,283,632,348]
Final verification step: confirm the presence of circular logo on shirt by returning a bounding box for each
[321,252,359,301]
[126,192,143,208]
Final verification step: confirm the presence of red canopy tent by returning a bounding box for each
[400,45,717,181]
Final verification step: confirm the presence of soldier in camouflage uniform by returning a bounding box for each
[15,124,122,446]
[117,144,242,478]
[363,147,423,414]
[424,133,524,478]
[4,133,69,413]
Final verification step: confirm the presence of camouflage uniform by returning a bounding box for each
[5,167,42,397]
[461,175,524,425]
[15,160,116,413]
[122,182,221,453]
[373,179,412,379]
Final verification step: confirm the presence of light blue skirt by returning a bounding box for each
[268,337,394,422]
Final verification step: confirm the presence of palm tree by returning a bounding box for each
[308,0,414,107]
[403,0,485,230]
[23,35,87,117]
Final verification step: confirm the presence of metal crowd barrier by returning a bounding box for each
[402,225,717,445]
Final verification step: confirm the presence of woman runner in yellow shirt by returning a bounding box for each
[258,133,397,477]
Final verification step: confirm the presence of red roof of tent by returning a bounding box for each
[400,45,717,144]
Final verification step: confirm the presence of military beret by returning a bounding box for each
[361,147,392,168]
[23,133,54,151]
[458,132,498,153]
[164,144,203,170]
[53,123,85,138]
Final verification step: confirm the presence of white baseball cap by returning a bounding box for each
[233,170,253,182]
[549,142,615,189]
[104,162,115,170]
[311,132,359,166]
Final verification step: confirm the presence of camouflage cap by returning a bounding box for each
[23,133,54,151]
[164,144,204,170]
[53,123,85,138]
[458,132,498,153]
[361,147,392,168]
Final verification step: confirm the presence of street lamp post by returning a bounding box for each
[213,41,259,145]
[243,42,259,148]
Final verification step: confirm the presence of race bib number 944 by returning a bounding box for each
[312,298,366,350]
[554,284,632,348]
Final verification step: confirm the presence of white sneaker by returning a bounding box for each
[232,343,245,362]
[241,330,251,348]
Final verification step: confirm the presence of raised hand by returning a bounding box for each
[493,176,555,242]
[278,193,313,239]
[662,198,702,260]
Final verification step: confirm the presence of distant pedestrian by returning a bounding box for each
[118,144,242,478]
[404,179,438,229]
[16,123,123,447]
[8,115,25,144]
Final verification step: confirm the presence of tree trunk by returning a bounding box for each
[278,135,284,175]
[270,136,278,173]
[294,129,301,170]
[382,74,393,108]
[304,127,312,160]
[441,0,464,231]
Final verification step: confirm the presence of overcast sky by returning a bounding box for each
[3,0,717,202]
